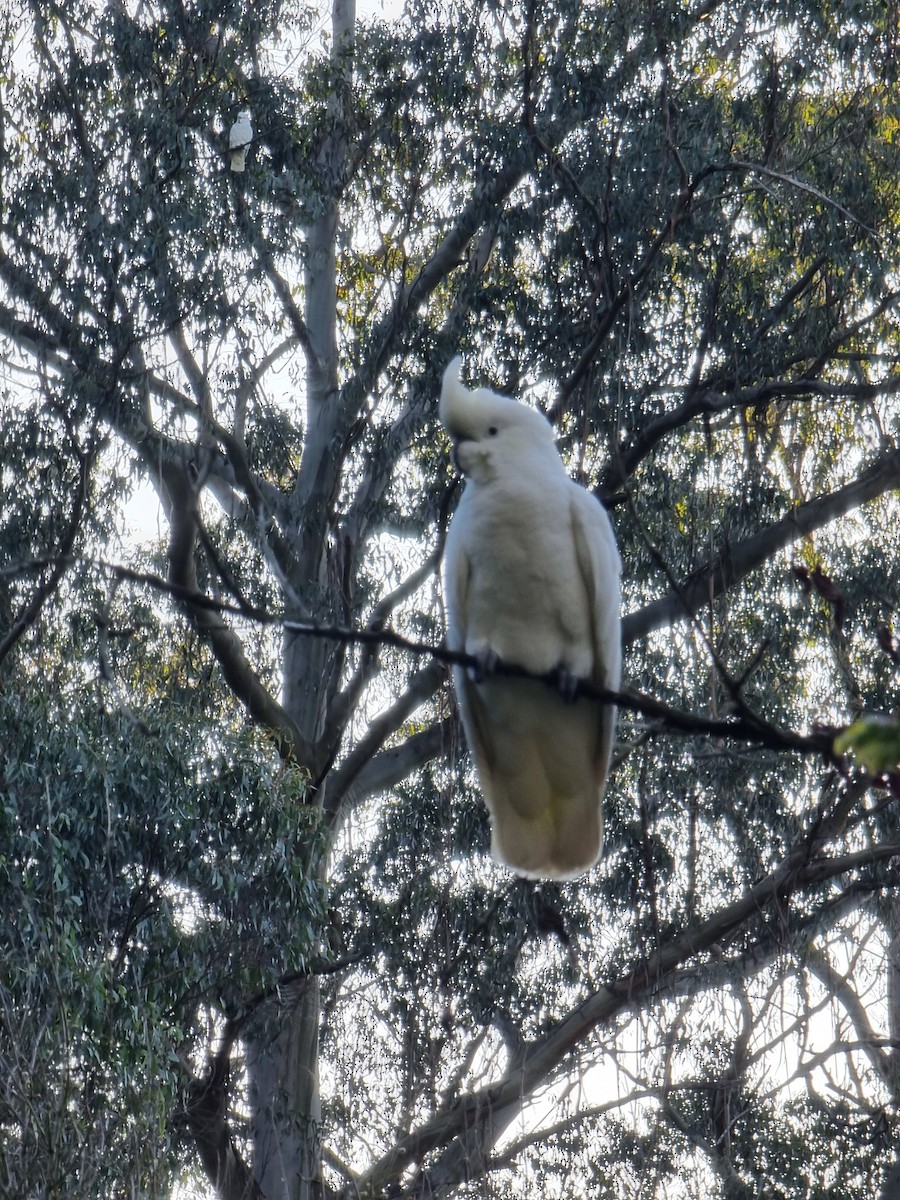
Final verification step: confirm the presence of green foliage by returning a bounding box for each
[0,645,325,1198]
[835,716,900,773]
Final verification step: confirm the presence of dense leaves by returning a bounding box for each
[0,623,325,1197]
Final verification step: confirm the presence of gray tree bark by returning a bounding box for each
[248,982,324,1200]
[243,2,355,1195]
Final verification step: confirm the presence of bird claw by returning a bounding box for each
[555,666,582,703]
[468,646,500,683]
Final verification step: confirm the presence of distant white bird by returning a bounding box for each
[440,357,621,879]
[228,110,253,172]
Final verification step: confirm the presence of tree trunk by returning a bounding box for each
[886,897,900,1095]
[247,981,324,1200]
[244,2,355,1194]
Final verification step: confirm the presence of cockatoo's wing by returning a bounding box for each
[569,482,622,779]
[569,486,622,687]
[442,521,469,663]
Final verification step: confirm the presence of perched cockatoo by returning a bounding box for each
[440,357,621,879]
[228,110,253,172]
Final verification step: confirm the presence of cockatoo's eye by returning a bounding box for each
[488,426,498,436]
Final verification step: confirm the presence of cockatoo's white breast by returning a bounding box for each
[446,469,597,679]
[229,111,253,149]
[228,111,253,172]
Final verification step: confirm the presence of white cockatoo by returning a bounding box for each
[440,357,621,879]
[228,110,253,172]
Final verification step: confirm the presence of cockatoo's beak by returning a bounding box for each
[450,436,472,474]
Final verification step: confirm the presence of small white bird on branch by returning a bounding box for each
[440,357,622,879]
[228,109,253,172]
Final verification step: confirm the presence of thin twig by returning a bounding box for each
[3,552,837,759]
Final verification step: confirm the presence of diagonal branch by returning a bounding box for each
[806,946,899,1097]
[610,376,900,488]
[750,252,829,346]
[350,814,899,1199]
[726,159,879,237]
[158,461,314,765]
[339,719,456,809]
[325,659,448,822]
[255,243,320,368]
[343,150,533,416]
[623,447,900,643]
[321,541,446,757]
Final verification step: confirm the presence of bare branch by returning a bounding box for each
[322,541,445,756]
[663,881,878,1011]
[624,447,900,642]
[0,550,838,761]
[344,151,533,411]
[255,245,320,369]
[610,376,900,487]
[805,947,896,1094]
[350,795,899,1199]
[341,719,456,807]
[325,659,449,821]
[727,159,880,237]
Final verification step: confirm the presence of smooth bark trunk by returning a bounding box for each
[245,2,355,1194]
[247,981,324,1200]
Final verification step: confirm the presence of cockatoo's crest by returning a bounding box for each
[440,356,554,443]
[440,357,557,482]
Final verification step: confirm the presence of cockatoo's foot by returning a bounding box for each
[468,646,501,683]
[554,666,583,703]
